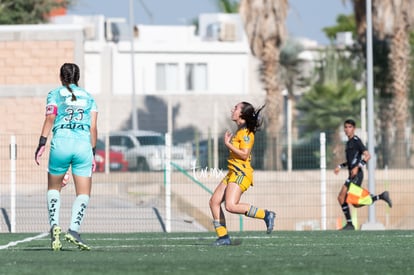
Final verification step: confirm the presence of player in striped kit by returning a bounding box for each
[209,102,275,245]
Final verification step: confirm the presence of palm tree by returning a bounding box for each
[297,46,365,166]
[239,0,288,170]
[353,0,414,168]
[298,81,365,166]
[216,0,239,13]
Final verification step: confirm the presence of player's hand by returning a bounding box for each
[334,166,340,175]
[61,172,70,187]
[35,136,47,165]
[92,157,97,172]
[35,145,45,165]
[224,130,232,145]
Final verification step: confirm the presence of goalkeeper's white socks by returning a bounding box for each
[69,194,90,232]
[47,189,61,227]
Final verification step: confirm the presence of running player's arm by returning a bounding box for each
[224,130,252,161]
[227,144,251,161]
[358,138,370,165]
[334,161,347,174]
[361,150,370,162]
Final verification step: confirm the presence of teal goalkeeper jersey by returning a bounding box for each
[46,84,97,141]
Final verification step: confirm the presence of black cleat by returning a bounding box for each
[341,223,355,230]
[64,229,90,251]
[381,191,392,208]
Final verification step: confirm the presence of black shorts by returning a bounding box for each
[344,169,363,188]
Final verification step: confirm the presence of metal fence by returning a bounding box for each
[0,132,412,233]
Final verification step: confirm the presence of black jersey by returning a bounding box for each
[345,135,367,170]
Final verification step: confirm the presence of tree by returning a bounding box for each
[0,0,72,24]
[280,38,307,104]
[353,0,414,168]
[321,11,367,82]
[215,0,239,13]
[323,14,357,42]
[239,0,288,170]
[409,31,414,121]
[297,47,365,166]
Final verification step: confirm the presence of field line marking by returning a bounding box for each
[0,232,48,250]
[90,235,280,242]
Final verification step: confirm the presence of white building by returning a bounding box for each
[53,13,263,97]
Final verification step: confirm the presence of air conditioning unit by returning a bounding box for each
[219,22,236,42]
[336,31,354,46]
[205,22,220,41]
[104,18,128,43]
[105,21,120,43]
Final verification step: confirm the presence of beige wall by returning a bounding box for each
[0,25,84,92]
[0,40,75,85]
[0,25,84,135]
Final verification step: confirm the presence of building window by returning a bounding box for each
[156,63,178,91]
[185,63,207,91]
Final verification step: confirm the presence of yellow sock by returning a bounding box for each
[213,220,228,238]
[245,206,265,219]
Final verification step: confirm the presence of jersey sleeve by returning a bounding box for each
[45,91,58,115]
[90,97,98,112]
[356,138,367,153]
[238,129,254,150]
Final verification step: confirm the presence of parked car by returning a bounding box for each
[95,139,128,172]
[192,139,228,169]
[109,130,193,171]
[192,139,210,168]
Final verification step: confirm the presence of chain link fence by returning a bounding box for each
[0,131,412,233]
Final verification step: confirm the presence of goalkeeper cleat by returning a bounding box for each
[381,191,392,208]
[341,223,355,230]
[264,210,276,234]
[50,224,62,251]
[64,229,90,251]
[213,236,231,246]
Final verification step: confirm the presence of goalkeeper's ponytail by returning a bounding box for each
[60,63,80,101]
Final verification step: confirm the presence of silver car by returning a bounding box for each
[109,130,193,171]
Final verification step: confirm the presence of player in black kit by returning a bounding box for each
[334,119,392,230]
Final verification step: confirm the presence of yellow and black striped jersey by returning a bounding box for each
[227,127,254,178]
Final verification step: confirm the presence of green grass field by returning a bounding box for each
[1,230,413,275]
